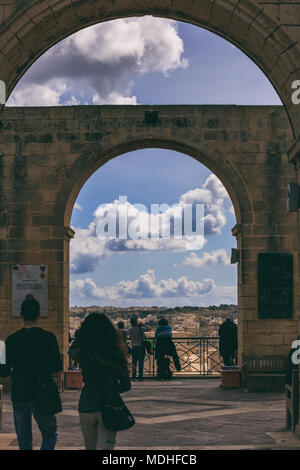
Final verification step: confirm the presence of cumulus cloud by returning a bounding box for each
[70,174,232,274]
[8,81,67,106]
[182,249,231,269]
[70,269,215,301]
[74,203,82,211]
[180,174,231,235]
[70,228,108,274]
[7,17,188,106]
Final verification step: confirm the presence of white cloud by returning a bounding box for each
[70,174,232,274]
[64,17,188,75]
[228,204,235,214]
[7,17,188,106]
[8,81,67,106]
[70,269,215,301]
[92,91,137,105]
[70,228,108,274]
[183,249,231,269]
[180,174,231,235]
[74,203,82,211]
[70,269,237,306]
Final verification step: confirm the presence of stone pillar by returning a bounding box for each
[0,201,70,375]
[287,138,300,437]
[232,143,299,363]
[232,224,243,365]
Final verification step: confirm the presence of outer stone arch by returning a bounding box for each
[0,0,299,136]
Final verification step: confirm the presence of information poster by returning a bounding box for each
[12,265,48,317]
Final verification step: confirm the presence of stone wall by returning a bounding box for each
[0,104,298,366]
[0,0,299,139]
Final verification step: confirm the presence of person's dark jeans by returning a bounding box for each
[222,351,235,366]
[13,402,57,450]
[131,346,145,379]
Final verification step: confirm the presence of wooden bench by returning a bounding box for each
[242,355,288,392]
[286,368,299,432]
[0,385,3,432]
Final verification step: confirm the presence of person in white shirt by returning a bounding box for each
[127,316,151,381]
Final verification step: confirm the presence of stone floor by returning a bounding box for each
[1,378,300,450]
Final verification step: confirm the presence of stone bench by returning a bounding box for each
[242,355,288,392]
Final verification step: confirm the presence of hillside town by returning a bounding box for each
[69,305,238,339]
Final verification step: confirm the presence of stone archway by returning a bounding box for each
[0,104,297,370]
[0,0,299,137]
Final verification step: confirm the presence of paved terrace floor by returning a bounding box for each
[1,378,300,450]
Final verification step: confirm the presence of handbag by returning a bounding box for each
[33,376,62,415]
[102,393,135,432]
[88,353,135,432]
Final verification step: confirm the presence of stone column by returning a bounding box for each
[287,138,300,437]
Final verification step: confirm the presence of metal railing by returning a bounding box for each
[128,336,222,377]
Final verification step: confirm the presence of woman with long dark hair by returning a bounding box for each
[68,312,131,450]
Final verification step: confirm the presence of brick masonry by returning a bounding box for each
[0,104,298,367]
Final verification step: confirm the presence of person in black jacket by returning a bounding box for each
[219,317,238,366]
[0,297,62,450]
[155,319,181,379]
[68,312,131,450]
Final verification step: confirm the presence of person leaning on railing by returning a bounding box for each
[155,318,181,380]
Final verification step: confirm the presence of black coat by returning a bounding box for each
[68,336,131,413]
[219,320,238,356]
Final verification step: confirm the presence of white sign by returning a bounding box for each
[12,265,48,317]
[0,340,5,364]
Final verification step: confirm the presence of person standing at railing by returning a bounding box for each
[155,318,181,380]
[117,321,131,355]
[128,316,151,381]
[219,317,238,367]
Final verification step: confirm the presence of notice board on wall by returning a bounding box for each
[258,253,293,319]
[12,265,48,317]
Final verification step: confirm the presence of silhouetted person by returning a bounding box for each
[219,317,238,366]
[0,298,62,450]
[155,318,181,379]
[68,313,131,450]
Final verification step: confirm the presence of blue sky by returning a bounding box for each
[7,18,281,307]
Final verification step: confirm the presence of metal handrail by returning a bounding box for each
[128,336,222,377]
